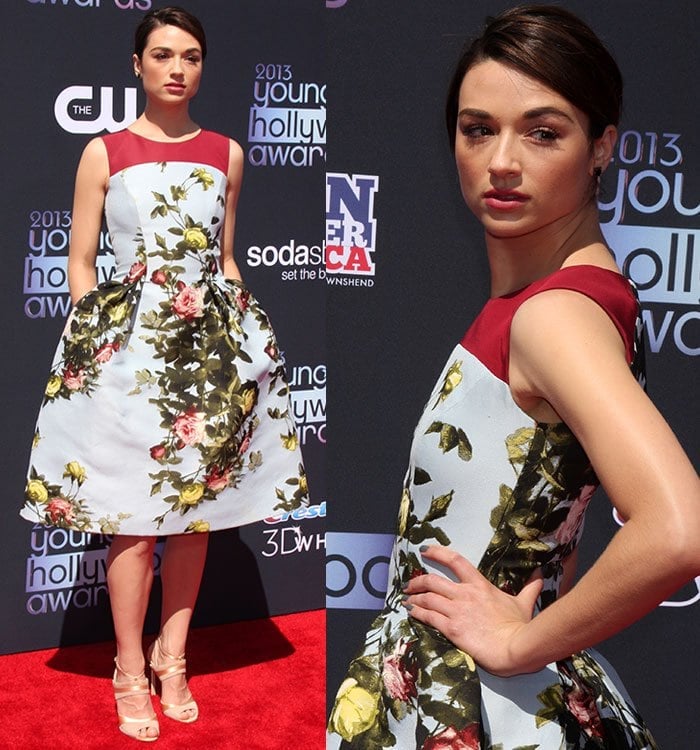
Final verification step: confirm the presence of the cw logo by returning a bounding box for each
[54,86,138,134]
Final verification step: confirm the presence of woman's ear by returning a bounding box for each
[591,125,617,175]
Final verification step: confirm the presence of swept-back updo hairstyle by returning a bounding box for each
[445,4,622,149]
[134,5,207,60]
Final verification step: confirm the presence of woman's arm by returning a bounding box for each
[67,138,109,304]
[403,289,700,676]
[220,139,244,281]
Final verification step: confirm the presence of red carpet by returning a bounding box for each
[0,609,325,750]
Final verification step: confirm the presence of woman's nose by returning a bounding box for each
[488,135,521,177]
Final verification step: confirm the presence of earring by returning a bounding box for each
[135,71,141,79]
[593,166,602,179]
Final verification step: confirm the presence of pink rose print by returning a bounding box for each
[382,640,417,702]
[172,408,206,447]
[63,366,86,391]
[95,342,120,363]
[204,465,231,492]
[234,288,249,312]
[264,342,279,360]
[151,269,167,285]
[172,285,205,320]
[555,484,596,546]
[150,444,166,460]
[47,497,75,525]
[565,685,604,739]
[421,724,480,750]
[125,261,147,283]
[238,434,252,455]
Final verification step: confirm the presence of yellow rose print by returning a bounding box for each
[179,482,205,505]
[45,374,62,398]
[26,479,49,504]
[328,678,380,743]
[240,388,256,416]
[191,167,215,189]
[186,519,210,533]
[63,461,87,485]
[281,431,299,451]
[183,227,208,250]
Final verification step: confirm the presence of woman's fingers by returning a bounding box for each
[419,544,481,581]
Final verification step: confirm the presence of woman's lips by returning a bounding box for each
[483,190,529,211]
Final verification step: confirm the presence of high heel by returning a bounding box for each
[148,638,199,723]
[112,658,160,742]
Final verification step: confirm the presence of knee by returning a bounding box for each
[108,536,156,567]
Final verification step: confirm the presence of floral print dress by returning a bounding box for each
[21,129,307,536]
[328,267,658,749]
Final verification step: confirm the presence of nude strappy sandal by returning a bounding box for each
[147,638,199,723]
[113,658,160,742]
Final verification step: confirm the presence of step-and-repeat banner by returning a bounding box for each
[326,1,698,746]
[1,0,325,654]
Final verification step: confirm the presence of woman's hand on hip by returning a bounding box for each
[402,545,543,676]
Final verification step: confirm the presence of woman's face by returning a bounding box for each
[133,24,203,106]
[454,59,610,240]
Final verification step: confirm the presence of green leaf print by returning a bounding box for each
[408,522,450,547]
[432,359,463,407]
[423,491,454,523]
[488,483,515,530]
[418,699,465,729]
[413,467,432,485]
[424,421,473,461]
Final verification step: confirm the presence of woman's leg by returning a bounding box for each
[107,535,158,738]
[153,533,209,718]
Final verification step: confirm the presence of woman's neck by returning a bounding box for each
[130,104,199,141]
[485,203,616,297]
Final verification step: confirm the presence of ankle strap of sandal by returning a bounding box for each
[114,656,147,681]
[154,638,185,662]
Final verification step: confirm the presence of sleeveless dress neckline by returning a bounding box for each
[125,128,204,144]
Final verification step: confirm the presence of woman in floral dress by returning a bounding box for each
[20,7,307,742]
[328,5,700,749]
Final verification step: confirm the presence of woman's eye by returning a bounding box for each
[529,128,559,143]
[461,124,491,139]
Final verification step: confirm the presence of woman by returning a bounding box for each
[21,6,307,742]
[328,5,699,748]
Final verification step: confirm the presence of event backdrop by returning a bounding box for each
[1,0,325,654]
[326,1,698,747]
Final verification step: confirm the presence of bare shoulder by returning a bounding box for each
[80,136,108,163]
[76,136,109,184]
[227,137,244,158]
[226,138,244,192]
[508,287,633,420]
[227,138,244,167]
[511,287,627,368]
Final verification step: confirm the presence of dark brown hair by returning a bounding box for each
[134,6,207,60]
[445,5,622,149]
